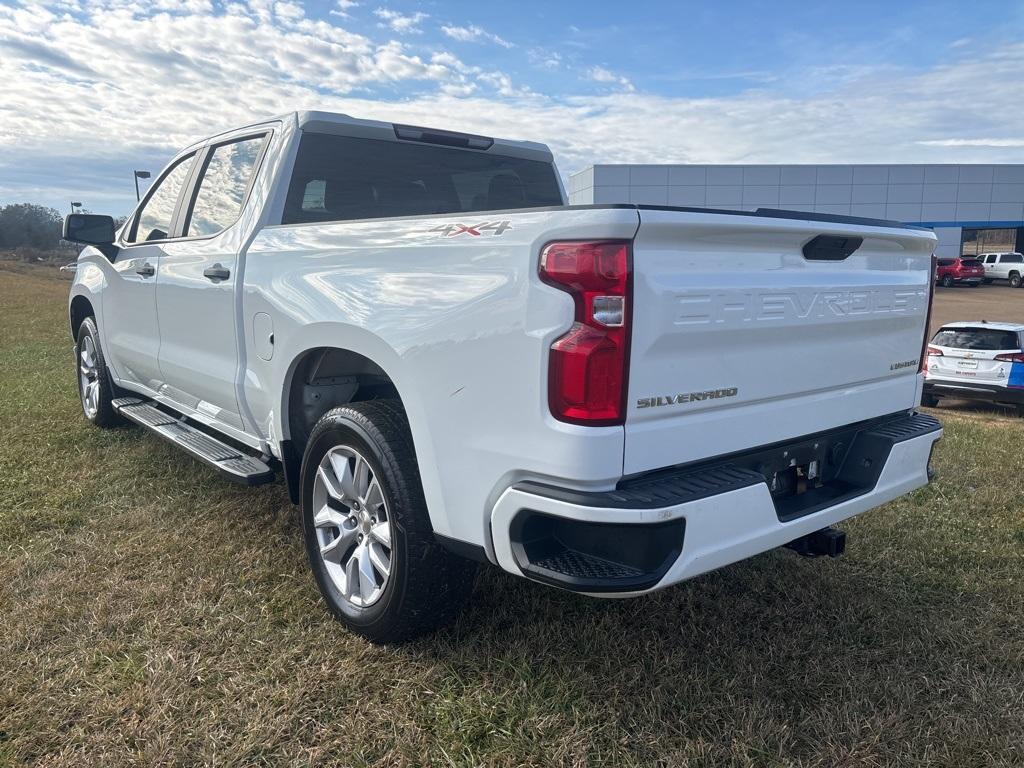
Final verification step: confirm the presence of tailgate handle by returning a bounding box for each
[802,235,863,261]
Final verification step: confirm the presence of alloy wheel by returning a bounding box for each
[79,335,100,418]
[311,445,394,607]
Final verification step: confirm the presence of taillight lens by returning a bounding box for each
[540,240,631,425]
[994,352,1024,363]
[918,255,937,373]
[923,345,942,372]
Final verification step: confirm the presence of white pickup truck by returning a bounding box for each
[65,111,942,642]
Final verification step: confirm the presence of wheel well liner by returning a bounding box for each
[70,295,94,338]
[281,347,402,503]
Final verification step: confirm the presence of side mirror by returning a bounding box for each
[63,213,115,246]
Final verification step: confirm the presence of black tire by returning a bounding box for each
[941,275,954,288]
[300,401,476,643]
[970,282,982,287]
[1010,272,1022,288]
[984,278,994,284]
[921,394,939,408]
[75,316,123,428]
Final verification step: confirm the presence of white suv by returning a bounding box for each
[924,322,1024,413]
[978,252,1024,287]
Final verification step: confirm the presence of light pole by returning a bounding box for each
[70,201,82,215]
[133,170,151,202]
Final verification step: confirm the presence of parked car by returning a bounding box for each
[923,322,1024,413]
[935,256,984,287]
[62,111,943,642]
[978,252,1024,287]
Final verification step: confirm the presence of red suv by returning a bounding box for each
[936,257,985,287]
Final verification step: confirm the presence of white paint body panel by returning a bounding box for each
[625,209,937,474]
[244,207,639,545]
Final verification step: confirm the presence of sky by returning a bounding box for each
[2,0,1024,215]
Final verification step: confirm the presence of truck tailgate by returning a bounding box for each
[624,208,936,475]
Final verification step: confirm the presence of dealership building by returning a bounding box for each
[567,164,1024,258]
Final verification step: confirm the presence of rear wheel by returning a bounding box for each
[984,278,994,284]
[75,317,122,428]
[970,281,982,287]
[300,401,476,643]
[941,275,954,288]
[921,394,939,408]
[1010,272,1022,288]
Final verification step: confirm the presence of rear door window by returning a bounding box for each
[1001,253,1023,263]
[931,328,1021,350]
[185,135,267,237]
[281,132,563,225]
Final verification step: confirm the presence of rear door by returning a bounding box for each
[104,152,197,391]
[155,132,270,434]
[927,326,1022,386]
[623,209,936,474]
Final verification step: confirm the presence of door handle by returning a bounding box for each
[203,264,231,282]
[136,263,155,278]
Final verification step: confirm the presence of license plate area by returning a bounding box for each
[689,415,910,522]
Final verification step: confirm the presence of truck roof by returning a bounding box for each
[190,110,554,163]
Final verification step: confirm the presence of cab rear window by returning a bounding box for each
[931,328,1020,351]
[281,132,563,225]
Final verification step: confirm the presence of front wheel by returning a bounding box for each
[300,401,476,643]
[75,317,123,428]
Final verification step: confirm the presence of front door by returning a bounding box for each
[104,152,197,391]
[155,133,268,434]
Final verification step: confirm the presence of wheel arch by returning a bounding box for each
[69,294,95,338]
[278,342,417,505]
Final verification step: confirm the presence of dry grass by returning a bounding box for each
[1,263,1023,767]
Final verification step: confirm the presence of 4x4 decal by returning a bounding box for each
[429,220,511,238]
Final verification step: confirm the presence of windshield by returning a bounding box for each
[931,328,1020,351]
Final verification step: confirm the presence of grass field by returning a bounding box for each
[1,263,1023,767]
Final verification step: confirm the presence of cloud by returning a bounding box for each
[917,138,1024,147]
[440,24,513,49]
[587,65,634,92]
[1,1,1024,215]
[373,7,426,34]
[528,49,561,70]
[330,0,358,17]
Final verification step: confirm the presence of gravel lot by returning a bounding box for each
[930,282,1024,336]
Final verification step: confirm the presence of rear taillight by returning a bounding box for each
[994,352,1024,363]
[540,240,631,425]
[918,255,937,373]
[923,345,942,372]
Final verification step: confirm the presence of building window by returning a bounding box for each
[961,228,1017,256]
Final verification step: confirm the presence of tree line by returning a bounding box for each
[0,203,127,259]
